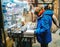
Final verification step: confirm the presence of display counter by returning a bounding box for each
[8,30,35,47]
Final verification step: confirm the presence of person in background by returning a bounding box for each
[48,4,59,33]
[48,4,59,27]
[34,4,53,47]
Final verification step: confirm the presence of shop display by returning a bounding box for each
[2,0,24,30]
[2,0,34,31]
[1,0,56,47]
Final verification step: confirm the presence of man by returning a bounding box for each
[34,5,53,47]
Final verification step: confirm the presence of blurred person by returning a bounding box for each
[25,11,33,23]
[30,4,37,22]
[51,14,59,33]
[34,5,53,47]
[48,4,59,32]
[49,4,59,27]
[21,10,33,25]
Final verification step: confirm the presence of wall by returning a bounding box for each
[54,0,59,18]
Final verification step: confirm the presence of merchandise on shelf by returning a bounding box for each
[2,0,31,32]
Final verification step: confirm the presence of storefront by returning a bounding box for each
[0,0,60,47]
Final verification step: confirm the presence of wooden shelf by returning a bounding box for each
[31,2,53,4]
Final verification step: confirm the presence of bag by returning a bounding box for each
[51,21,58,33]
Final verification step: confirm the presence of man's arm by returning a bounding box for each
[52,14,59,27]
[35,18,50,35]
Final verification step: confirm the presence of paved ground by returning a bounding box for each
[32,28,60,47]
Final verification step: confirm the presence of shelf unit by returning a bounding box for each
[30,0,54,7]
[2,2,24,31]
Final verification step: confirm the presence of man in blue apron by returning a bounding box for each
[34,4,53,47]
